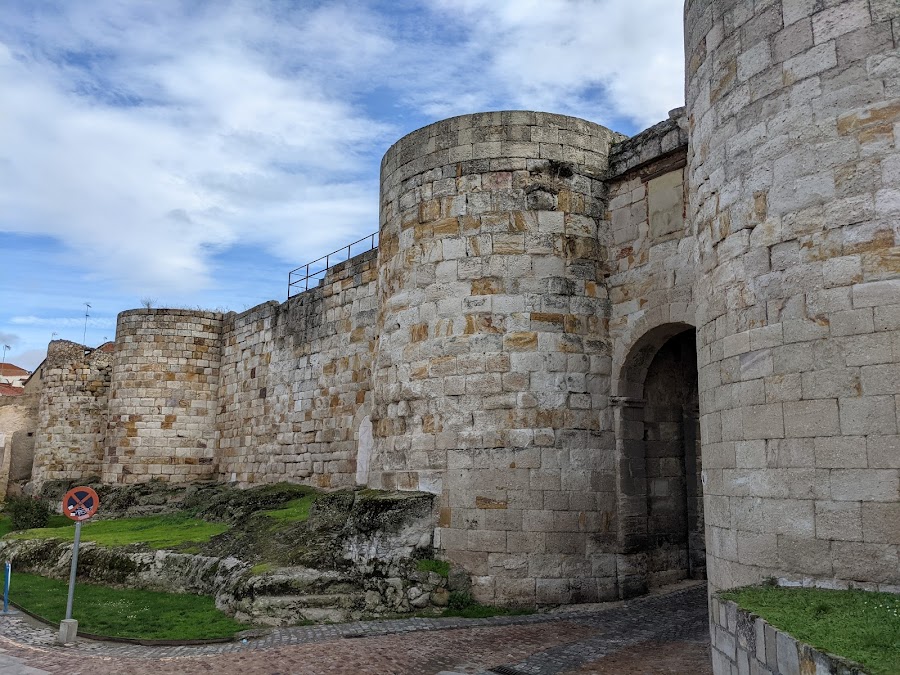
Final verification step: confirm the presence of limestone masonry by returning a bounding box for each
[4,0,898,627]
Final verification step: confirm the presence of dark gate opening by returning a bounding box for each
[642,329,704,584]
[615,325,704,596]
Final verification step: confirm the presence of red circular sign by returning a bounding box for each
[63,486,100,522]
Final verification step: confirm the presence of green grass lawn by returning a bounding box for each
[721,586,900,675]
[5,513,228,550]
[10,572,245,640]
[0,514,70,538]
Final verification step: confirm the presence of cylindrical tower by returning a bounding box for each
[31,340,113,485]
[104,309,223,483]
[370,111,623,605]
[686,0,900,592]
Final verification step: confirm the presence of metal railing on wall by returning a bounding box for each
[287,232,379,298]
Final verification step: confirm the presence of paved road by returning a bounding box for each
[0,583,711,674]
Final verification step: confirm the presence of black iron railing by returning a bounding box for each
[288,232,379,298]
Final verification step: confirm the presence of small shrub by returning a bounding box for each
[5,497,52,531]
[447,591,475,610]
[416,559,450,578]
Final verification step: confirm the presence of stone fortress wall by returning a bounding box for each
[215,249,377,488]
[30,250,378,491]
[13,0,899,619]
[685,0,900,598]
[0,394,39,499]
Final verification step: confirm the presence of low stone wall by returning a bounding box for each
[710,594,866,675]
[0,484,449,626]
[0,537,451,626]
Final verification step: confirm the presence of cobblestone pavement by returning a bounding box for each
[0,583,710,674]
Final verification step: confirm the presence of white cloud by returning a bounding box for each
[420,0,684,129]
[0,0,684,307]
[0,1,394,295]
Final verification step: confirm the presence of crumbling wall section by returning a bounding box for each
[32,341,112,484]
[216,249,378,488]
[0,394,39,497]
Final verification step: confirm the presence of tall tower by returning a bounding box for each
[104,309,222,483]
[369,112,624,604]
[685,0,900,590]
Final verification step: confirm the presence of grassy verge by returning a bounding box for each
[10,572,246,640]
[721,586,900,675]
[0,514,70,538]
[5,513,228,550]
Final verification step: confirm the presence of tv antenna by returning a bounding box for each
[83,303,91,347]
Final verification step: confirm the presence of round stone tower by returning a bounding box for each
[369,111,623,605]
[685,0,900,591]
[104,309,223,483]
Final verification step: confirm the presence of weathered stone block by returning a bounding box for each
[830,469,899,501]
[839,395,898,435]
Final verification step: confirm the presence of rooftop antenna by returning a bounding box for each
[0,344,9,384]
[83,303,91,347]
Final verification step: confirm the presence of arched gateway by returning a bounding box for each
[614,324,704,597]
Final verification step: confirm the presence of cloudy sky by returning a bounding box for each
[0,0,684,371]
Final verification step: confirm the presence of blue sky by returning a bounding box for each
[0,0,684,371]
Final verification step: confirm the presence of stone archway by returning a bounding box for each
[613,324,704,597]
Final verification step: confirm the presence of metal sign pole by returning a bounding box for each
[3,560,10,612]
[58,485,98,644]
[65,521,82,621]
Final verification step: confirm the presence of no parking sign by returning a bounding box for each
[63,486,99,522]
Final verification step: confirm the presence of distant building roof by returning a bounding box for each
[0,363,29,377]
[0,383,25,397]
